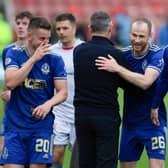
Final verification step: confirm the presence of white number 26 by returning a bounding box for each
[151,136,165,150]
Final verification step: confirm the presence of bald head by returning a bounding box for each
[131,18,152,36]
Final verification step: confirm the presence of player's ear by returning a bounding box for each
[88,24,92,33]
[108,24,112,34]
[72,24,77,36]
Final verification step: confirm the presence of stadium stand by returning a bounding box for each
[4,0,168,45]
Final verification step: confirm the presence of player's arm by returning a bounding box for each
[151,53,168,126]
[5,58,36,89]
[95,55,160,90]
[32,79,67,119]
[1,87,11,102]
[1,47,11,111]
[1,85,11,113]
[1,47,11,102]
[5,43,50,89]
[150,80,168,126]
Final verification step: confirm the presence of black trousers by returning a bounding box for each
[75,106,120,168]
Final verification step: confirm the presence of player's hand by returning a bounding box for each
[151,108,160,126]
[1,90,11,102]
[31,41,50,62]
[32,103,51,120]
[95,54,120,72]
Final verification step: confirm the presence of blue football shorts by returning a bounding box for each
[0,131,53,165]
[119,126,167,161]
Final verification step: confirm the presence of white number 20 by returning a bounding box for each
[35,139,50,153]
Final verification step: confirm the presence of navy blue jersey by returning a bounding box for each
[122,44,167,128]
[3,46,67,133]
[152,46,168,108]
[73,36,129,112]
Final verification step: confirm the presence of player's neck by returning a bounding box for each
[91,32,111,40]
[26,44,34,57]
[16,38,27,46]
[62,38,75,49]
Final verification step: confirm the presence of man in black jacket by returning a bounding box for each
[73,11,129,168]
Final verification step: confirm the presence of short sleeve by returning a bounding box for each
[52,56,67,80]
[4,49,19,70]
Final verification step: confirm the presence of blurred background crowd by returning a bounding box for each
[1,0,168,54]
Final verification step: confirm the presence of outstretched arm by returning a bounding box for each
[95,54,160,90]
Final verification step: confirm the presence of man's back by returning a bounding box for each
[74,36,128,109]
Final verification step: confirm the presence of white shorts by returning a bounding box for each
[53,119,76,151]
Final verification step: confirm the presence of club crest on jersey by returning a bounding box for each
[142,59,148,70]
[157,59,164,68]
[41,63,50,75]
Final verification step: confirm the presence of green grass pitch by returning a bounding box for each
[0,85,167,168]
